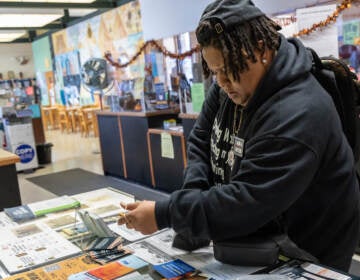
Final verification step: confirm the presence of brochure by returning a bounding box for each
[4,196,80,222]
[2,254,100,280]
[68,255,148,280]
[0,223,81,274]
[270,260,356,280]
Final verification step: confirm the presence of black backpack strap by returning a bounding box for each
[308,47,324,70]
[272,234,319,264]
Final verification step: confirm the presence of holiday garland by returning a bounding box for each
[293,0,353,37]
[105,0,353,68]
[104,40,200,68]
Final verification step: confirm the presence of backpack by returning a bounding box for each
[308,48,360,162]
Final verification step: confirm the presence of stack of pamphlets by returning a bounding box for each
[85,236,132,265]
[4,195,80,222]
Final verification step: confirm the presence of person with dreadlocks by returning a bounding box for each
[118,0,360,271]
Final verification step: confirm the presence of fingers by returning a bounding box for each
[117,212,134,229]
[120,201,139,210]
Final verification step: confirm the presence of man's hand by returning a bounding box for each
[117,200,158,235]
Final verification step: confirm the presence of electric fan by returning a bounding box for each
[81,58,113,109]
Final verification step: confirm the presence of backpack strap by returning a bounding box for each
[308,47,324,71]
[272,234,319,264]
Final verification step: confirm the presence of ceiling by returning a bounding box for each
[3,0,356,44]
[0,0,133,43]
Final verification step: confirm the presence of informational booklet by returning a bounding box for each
[68,255,148,280]
[108,223,147,242]
[4,196,80,222]
[2,254,100,280]
[71,188,135,218]
[0,223,81,274]
[153,259,196,279]
[270,260,355,280]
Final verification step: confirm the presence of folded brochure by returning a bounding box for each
[4,195,80,222]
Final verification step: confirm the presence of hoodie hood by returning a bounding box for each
[246,34,313,113]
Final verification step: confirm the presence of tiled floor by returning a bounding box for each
[18,129,103,204]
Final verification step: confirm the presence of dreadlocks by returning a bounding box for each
[196,16,280,81]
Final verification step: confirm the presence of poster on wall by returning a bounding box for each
[54,51,81,106]
[296,4,338,57]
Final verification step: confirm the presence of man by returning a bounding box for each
[118,0,360,271]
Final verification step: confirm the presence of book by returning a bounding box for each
[68,255,148,280]
[4,196,80,222]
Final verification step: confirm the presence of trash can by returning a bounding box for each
[36,143,53,164]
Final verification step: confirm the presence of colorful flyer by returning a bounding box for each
[153,259,195,279]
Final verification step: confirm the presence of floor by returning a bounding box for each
[18,129,103,204]
[16,129,360,276]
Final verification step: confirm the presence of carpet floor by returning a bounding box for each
[26,168,169,201]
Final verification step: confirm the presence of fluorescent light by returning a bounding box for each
[68,8,97,17]
[0,8,63,27]
[0,14,62,27]
[0,30,26,42]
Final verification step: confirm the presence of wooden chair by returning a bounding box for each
[41,106,51,130]
[58,107,72,133]
[78,109,94,137]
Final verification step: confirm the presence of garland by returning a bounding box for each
[293,0,353,37]
[104,40,200,68]
[105,0,353,68]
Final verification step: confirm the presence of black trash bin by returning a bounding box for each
[36,143,53,164]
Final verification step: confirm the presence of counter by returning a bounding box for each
[0,149,21,210]
[97,109,179,187]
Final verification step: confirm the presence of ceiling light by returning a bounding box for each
[68,8,97,17]
[0,30,26,42]
[0,8,63,27]
[0,14,62,27]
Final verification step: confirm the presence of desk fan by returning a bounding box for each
[81,58,113,109]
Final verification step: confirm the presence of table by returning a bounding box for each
[0,187,356,280]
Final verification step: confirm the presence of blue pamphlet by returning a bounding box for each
[153,259,195,279]
[4,205,35,222]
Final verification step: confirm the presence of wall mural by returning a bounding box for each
[51,0,144,107]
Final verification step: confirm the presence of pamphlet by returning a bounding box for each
[270,260,355,280]
[0,223,81,274]
[68,255,148,280]
[71,188,135,218]
[2,254,100,280]
[4,196,80,222]
[153,259,196,279]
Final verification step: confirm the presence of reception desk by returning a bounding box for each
[0,149,21,210]
[97,109,179,187]
[147,128,187,192]
[179,113,198,141]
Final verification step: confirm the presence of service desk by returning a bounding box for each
[179,113,198,142]
[97,110,179,186]
[0,149,21,210]
[147,128,187,192]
